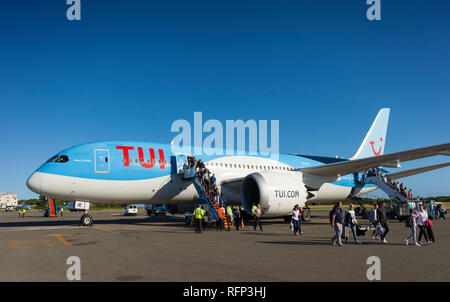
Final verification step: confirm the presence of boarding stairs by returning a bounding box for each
[181,161,231,228]
[363,175,408,203]
[192,176,233,228]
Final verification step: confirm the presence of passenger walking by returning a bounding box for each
[194,205,203,233]
[292,205,301,236]
[234,207,241,231]
[369,204,379,240]
[253,204,263,231]
[417,203,430,245]
[439,204,446,220]
[405,208,420,246]
[344,204,361,244]
[377,203,389,244]
[210,174,216,188]
[330,202,344,247]
[408,189,412,200]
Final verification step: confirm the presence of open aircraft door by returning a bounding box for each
[175,153,196,178]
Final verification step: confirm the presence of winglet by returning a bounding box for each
[351,108,390,159]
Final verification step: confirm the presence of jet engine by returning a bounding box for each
[240,171,308,216]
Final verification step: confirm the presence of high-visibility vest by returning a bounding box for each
[227,206,233,216]
[195,207,203,219]
[252,205,257,215]
[201,209,206,218]
[218,208,225,219]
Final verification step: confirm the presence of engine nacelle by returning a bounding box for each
[240,171,308,216]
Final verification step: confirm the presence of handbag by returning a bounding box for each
[289,222,294,231]
[375,225,384,235]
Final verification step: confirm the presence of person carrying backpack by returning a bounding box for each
[330,202,344,247]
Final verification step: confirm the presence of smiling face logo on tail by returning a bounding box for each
[369,137,383,156]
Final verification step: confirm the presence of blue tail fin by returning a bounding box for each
[351,108,390,159]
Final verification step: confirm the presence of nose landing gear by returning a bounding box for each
[80,213,94,226]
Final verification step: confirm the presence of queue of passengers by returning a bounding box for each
[363,168,415,200]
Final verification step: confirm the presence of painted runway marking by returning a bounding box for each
[46,234,71,246]
[8,239,55,249]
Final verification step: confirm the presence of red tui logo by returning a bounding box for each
[369,137,383,156]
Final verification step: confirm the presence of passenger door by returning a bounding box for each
[95,149,110,174]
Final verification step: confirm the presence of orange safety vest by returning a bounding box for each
[218,208,225,219]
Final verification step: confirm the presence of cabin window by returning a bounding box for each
[54,155,69,163]
[46,155,59,163]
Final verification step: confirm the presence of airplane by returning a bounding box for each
[26,108,450,226]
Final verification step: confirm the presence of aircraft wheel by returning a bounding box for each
[80,214,93,226]
[302,208,311,222]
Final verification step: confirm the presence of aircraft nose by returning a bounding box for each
[26,172,41,194]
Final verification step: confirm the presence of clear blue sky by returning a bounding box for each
[1,0,449,199]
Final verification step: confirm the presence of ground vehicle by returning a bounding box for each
[145,204,168,216]
[5,206,14,212]
[184,212,193,226]
[66,201,90,212]
[124,204,138,216]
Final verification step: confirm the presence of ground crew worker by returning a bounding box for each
[201,206,206,230]
[194,205,203,233]
[21,207,26,218]
[251,203,257,216]
[17,208,22,218]
[217,203,225,231]
[226,205,233,231]
[60,207,64,217]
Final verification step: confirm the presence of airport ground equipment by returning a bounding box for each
[65,201,92,226]
[44,198,61,217]
[67,201,90,212]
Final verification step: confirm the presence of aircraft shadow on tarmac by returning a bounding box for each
[0,215,187,228]
[260,240,405,246]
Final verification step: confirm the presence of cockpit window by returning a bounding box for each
[54,155,69,163]
[46,155,59,163]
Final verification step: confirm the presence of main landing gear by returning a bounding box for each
[80,213,94,226]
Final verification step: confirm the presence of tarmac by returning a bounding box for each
[0,209,448,282]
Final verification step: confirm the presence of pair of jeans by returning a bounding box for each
[406,225,417,244]
[346,223,358,243]
[254,216,262,231]
[380,221,389,240]
[293,219,301,234]
[332,223,343,245]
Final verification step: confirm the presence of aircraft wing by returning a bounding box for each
[299,142,450,178]
[386,162,450,179]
